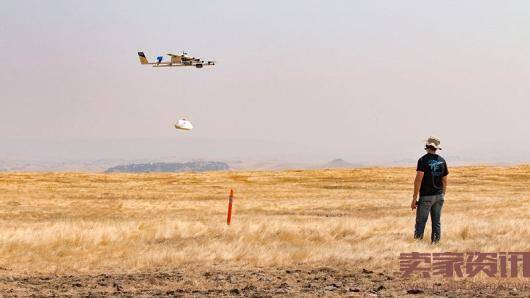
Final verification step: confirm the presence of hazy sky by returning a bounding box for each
[1,1,529,162]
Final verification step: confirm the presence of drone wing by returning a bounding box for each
[167,53,182,64]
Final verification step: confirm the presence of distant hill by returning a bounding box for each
[226,159,363,170]
[105,161,229,173]
[320,158,359,169]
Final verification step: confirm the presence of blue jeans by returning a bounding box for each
[414,194,444,243]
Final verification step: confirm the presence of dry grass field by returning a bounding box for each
[0,165,528,296]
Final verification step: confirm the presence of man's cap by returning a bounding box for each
[425,136,442,149]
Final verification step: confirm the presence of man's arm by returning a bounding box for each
[411,171,424,210]
[442,162,449,195]
[442,175,447,194]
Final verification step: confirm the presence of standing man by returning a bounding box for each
[411,136,448,244]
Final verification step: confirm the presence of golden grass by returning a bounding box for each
[0,166,528,275]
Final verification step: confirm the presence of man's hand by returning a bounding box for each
[411,198,418,210]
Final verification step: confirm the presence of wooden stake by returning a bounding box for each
[227,189,234,225]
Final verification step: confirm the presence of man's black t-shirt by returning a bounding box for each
[416,153,449,196]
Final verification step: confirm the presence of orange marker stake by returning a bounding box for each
[227,189,234,225]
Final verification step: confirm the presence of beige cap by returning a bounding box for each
[425,136,442,149]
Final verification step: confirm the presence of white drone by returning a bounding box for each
[138,51,215,68]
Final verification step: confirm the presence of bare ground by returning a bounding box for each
[0,266,528,297]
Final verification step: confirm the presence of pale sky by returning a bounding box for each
[1,1,529,163]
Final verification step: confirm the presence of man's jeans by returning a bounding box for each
[414,194,444,243]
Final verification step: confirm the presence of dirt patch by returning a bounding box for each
[0,266,527,297]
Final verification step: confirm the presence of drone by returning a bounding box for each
[138,51,215,68]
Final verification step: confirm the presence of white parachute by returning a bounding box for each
[174,118,193,131]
